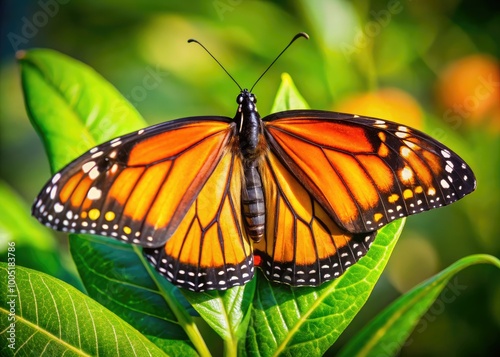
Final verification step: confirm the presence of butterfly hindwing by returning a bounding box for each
[264,110,476,234]
[32,117,235,247]
[144,150,254,292]
[254,152,376,287]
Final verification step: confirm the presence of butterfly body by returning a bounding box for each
[33,88,476,292]
[236,89,267,242]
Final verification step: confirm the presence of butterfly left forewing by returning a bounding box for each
[32,117,235,247]
[144,150,254,292]
[254,152,376,287]
[263,111,476,234]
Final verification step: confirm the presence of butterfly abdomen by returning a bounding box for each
[242,163,265,242]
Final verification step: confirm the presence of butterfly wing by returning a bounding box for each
[263,110,476,233]
[254,152,376,286]
[144,150,254,291]
[32,117,236,247]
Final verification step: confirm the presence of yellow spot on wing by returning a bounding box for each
[88,208,100,220]
[403,189,413,199]
[123,226,132,234]
[105,211,116,221]
[374,213,383,222]
[388,194,399,203]
[378,143,389,157]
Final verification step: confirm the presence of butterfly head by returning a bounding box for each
[237,89,258,114]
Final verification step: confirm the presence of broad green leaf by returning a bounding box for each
[0,263,167,356]
[18,48,145,172]
[20,49,209,356]
[182,280,256,356]
[338,254,500,357]
[70,235,199,357]
[245,220,405,357]
[270,73,310,113]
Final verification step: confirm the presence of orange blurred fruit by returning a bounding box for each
[335,88,423,129]
[435,54,500,131]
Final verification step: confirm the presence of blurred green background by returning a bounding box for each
[1,0,499,355]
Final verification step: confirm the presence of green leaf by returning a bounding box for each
[337,254,500,357]
[0,263,167,356]
[70,235,199,357]
[17,48,145,172]
[182,280,256,356]
[270,73,310,113]
[245,220,405,357]
[20,49,209,357]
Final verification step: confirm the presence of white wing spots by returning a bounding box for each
[54,203,64,213]
[82,161,96,173]
[137,129,145,135]
[49,186,58,200]
[440,179,450,189]
[400,146,411,158]
[400,166,413,182]
[463,175,468,181]
[427,187,436,196]
[404,140,417,149]
[89,147,98,154]
[445,164,453,173]
[395,131,410,138]
[109,151,117,159]
[110,137,122,147]
[374,119,385,124]
[441,149,451,158]
[87,187,102,200]
[88,167,100,180]
[91,151,103,159]
[51,173,61,184]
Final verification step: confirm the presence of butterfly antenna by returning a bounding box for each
[250,32,309,92]
[188,38,243,91]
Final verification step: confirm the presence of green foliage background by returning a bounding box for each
[1,1,499,355]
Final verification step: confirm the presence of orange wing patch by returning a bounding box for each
[254,153,376,287]
[143,151,254,292]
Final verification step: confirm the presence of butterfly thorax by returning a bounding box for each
[235,90,266,242]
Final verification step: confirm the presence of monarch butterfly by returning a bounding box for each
[32,33,476,292]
